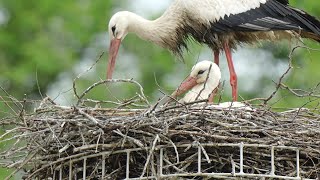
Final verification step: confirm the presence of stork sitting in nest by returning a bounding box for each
[172,61,249,110]
[172,60,221,103]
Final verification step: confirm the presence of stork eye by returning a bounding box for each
[111,25,116,35]
[198,70,205,75]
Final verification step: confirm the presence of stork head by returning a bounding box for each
[173,61,221,97]
[107,11,131,79]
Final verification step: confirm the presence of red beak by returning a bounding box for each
[171,76,198,98]
[107,38,121,79]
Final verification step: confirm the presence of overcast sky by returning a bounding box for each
[130,0,171,16]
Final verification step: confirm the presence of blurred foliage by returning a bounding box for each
[0,0,320,178]
[0,0,114,178]
[0,0,114,97]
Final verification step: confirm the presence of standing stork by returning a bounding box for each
[107,0,320,101]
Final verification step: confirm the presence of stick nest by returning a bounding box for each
[1,96,320,180]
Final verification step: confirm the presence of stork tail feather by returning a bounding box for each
[289,8,320,42]
[301,32,320,42]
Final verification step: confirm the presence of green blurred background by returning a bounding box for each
[0,0,319,178]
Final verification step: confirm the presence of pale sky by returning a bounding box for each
[131,0,171,16]
[0,8,9,26]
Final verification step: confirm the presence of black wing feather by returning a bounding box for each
[276,0,289,5]
[211,0,320,38]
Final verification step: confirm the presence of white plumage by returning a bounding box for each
[180,0,267,23]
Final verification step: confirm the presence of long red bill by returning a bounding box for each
[171,76,198,98]
[107,38,121,79]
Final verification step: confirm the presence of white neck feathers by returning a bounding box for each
[126,8,184,48]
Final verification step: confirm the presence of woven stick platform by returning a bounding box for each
[0,95,319,179]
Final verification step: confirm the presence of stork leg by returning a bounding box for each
[208,50,220,103]
[208,87,218,103]
[214,50,220,66]
[223,42,238,101]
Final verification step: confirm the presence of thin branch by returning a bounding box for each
[76,79,149,106]
[73,52,104,99]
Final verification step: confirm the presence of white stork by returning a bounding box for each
[172,60,221,103]
[107,0,320,101]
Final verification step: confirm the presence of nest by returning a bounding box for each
[1,95,320,179]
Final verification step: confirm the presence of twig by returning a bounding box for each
[73,52,104,99]
[76,107,100,125]
[4,151,38,180]
[279,82,320,98]
[113,129,144,148]
[140,134,160,178]
[76,79,149,106]
[195,64,212,101]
